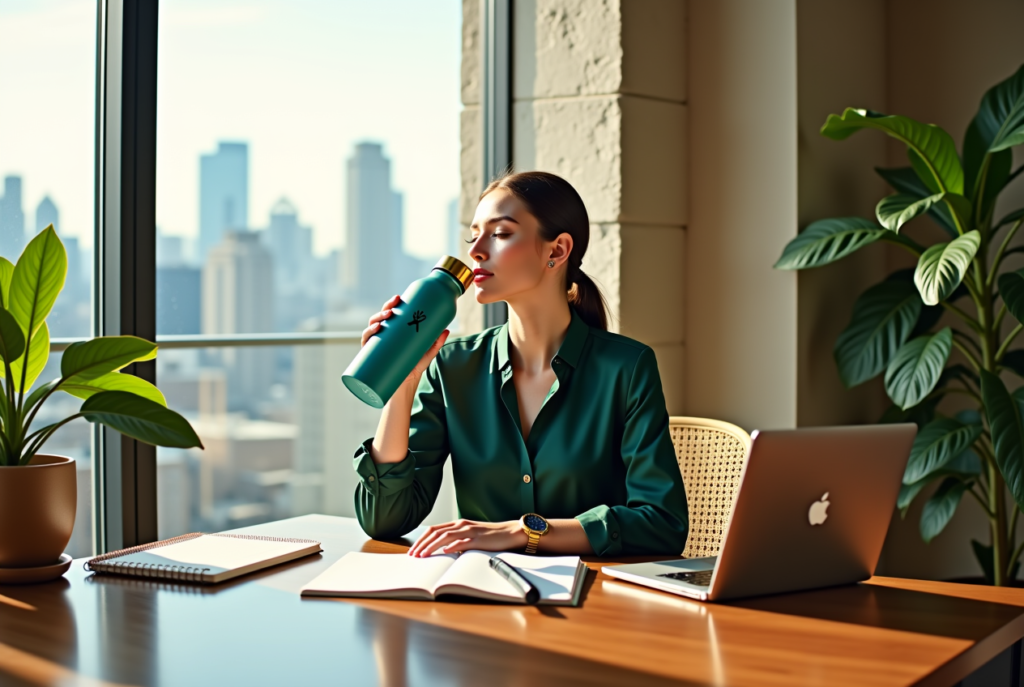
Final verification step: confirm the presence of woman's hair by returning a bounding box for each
[480,171,610,331]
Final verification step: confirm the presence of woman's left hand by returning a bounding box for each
[407,519,527,557]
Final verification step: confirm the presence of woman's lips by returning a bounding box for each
[473,269,493,283]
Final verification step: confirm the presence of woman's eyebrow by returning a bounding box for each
[485,215,520,225]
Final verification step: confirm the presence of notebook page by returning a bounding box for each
[111,535,314,575]
[435,551,582,602]
[300,552,457,595]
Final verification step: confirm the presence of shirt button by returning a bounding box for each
[523,475,531,484]
[611,531,619,539]
[368,475,376,482]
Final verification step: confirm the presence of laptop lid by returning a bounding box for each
[706,423,916,601]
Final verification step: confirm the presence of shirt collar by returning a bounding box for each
[496,306,589,373]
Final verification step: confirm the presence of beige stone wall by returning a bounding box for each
[511,0,688,413]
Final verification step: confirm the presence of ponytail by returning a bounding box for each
[480,170,611,331]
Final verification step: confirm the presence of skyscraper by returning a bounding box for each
[265,197,313,293]
[35,195,58,234]
[0,176,25,259]
[202,230,274,411]
[199,142,248,265]
[342,142,403,305]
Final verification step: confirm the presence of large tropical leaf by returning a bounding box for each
[903,417,983,484]
[998,268,1024,325]
[0,307,25,364]
[60,336,157,382]
[61,372,166,406]
[8,226,66,338]
[80,391,202,449]
[774,217,886,270]
[884,328,952,409]
[974,63,1024,153]
[823,109,963,194]
[899,448,982,515]
[963,119,1013,208]
[0,322,49,392]
[875,193,945,233]
[875,167,957,236]
[980,369,1024,512]
[834,279,921,388]
[920,478,968,543]
[0,257,13,309]
[997,208,1024,230]
[913,231,981,306]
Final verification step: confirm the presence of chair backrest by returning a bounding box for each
[668,416,751,558]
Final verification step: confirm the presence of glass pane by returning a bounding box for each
[0,1,96,558]
[156,345,456,538]
[155,1,463,535]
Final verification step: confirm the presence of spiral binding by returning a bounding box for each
[84,531,320,583]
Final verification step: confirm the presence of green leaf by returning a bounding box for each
[884,328,952,409]
[963,118,1012,207]
[875,167,957,236]
[920,478,968,543]
[998,268,1024,325]
[774,217,886,270]
[0,322,49,393]
[0,257,14,309]
[60,336,157,382]
[903,418,982,484]
[8,226,66,338]
[974,63,1024,153]
[913,231,981,306]
[875,193,945,232]
[980,369,1024,512]
[834,279,921,388]
[24,379,59,413]
[997,208,1024,229]
[823,109,963,194]
[80,391,202,449]
[61,372,167,406]
[0,307,25,364]
[1002,350,1024,377]
[899,449,982,516]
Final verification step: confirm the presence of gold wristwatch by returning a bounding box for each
[520,513,550,554]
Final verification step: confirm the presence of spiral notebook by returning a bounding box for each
[85,532,322,584]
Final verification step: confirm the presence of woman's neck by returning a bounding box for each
[505,300,572,375]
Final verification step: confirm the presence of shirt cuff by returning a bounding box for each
[352,437,416,497]
[576,505,623,557]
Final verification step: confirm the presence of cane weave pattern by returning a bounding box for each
[669,417,751,558]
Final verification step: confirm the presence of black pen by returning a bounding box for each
[489,556,540,605]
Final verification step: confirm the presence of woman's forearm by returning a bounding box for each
[537,519,594,555]
[369,376,420,464]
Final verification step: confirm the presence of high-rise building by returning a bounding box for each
[0,176,25,259]
[199,142,248,265]
[342,142,404,305]
[202,230,274,411]
[158,266,202,335]
[265,197,313,293]
[35,195,59,234]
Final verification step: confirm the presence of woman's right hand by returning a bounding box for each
[362,295,450,389]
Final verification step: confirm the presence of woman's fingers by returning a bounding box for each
[439,538,474,554]
[408,521,463,557]
[416,529,471,558]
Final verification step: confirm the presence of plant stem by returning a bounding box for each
[951,337,983,372]
[990,464,1009,586]
[989,218,1024,282]
[996,324,1024,363]
[967,485,996,518]
[942,302,983,332]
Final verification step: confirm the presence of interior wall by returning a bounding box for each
[686,0,799,431]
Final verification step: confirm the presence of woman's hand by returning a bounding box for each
[362,294,450,389]
[407,519,527,557]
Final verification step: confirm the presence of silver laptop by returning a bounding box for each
[603,424,917,602]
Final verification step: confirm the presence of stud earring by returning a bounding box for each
[547,260,555,268]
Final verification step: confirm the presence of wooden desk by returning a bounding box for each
[0,514,1022,686]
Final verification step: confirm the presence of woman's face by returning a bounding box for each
[467,189,569,304]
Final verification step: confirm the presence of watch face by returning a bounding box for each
[524,514,548,533]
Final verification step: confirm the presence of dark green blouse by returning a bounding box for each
[352,306,689,556]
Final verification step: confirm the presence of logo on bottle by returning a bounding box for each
[408,310,427,332]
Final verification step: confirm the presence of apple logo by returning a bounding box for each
[808,492,830,526]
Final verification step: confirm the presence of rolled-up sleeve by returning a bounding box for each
[576,347,689,556]
[353,358,450,539]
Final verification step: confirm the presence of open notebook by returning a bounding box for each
[300,551,587,606]
[85,532,322,584]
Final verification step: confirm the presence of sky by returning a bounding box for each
[0,0,463,259]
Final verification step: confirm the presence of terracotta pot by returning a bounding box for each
[0,454,77,567]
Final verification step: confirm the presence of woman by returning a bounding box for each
[352,171,688,558]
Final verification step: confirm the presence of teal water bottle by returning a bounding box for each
[342,256,473,408]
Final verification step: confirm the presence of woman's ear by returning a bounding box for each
[547,232,574,267]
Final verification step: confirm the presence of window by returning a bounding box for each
[0,0,97,557]
[154,1,463,536]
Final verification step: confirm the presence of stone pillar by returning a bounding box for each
[505,0,688,412]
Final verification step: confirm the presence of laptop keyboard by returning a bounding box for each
[658,569,713,586]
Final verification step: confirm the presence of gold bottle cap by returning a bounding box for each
[433,255,474,292]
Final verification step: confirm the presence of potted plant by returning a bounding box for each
[775,64,1024,585]
[0,225,202,581]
